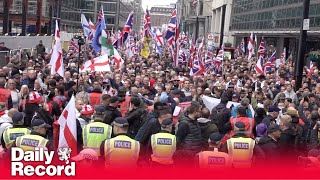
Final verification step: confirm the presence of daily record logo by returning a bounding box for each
[11,147,75,176]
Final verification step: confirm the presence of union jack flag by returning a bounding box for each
[255,56,264,76]
[258,37,266,57]
[178,50,186,65]
[165,9,177,46]
[69,38,79,53]
[269,51,276,64]
[114,12,134,48]
[204,51,215,72]
[216,47,224,61]
[144,10,152,38]
[190,38,205,76]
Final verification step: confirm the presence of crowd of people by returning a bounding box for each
[0,39,319,169]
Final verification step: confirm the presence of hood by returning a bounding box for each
[197,118,211,124]
[258,135,276,145]
[215,103,227,111]
[0,114,12,124]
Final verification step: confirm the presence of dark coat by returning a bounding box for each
[126,107,147,139]
[103,105,122,125]
[258,135,280,164]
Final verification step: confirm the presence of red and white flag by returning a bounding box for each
[58,95,77,157]
[81,54,111,72]
[280,47,286,64]
[112,48,124,70]
[49,20,64,77]
[248,32,254,60]
[255,56,264,76]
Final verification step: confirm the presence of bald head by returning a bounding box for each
[8,108,18,118]
[201,107,210,119]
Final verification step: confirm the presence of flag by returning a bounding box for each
[92,6,106,52]
[81,13,91,41]
[141,9,152,58]
[240,38,245,54]
[114,12,134,48]
[258,37,266,57]
[81,54,111,72]
[69,38,79,53]
[178,49,186,65]
[192,0,198,13]
[101,30,114,56]
[248,33,254,60]
[112,48,124,70]
[269,51,276,64]
[204,51,214,72]
[190,38,205,76]
[255,56,264,76]
[58,96,77,157]
[153,28,163,54]
[216,47,224,61]
[280,48,286,64]
[165,9,177,45]
[49,20,64,77]
[127,33,136,58]
[88,19,96,42]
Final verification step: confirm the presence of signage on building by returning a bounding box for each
[207,33,214,40]
[303,19,310,31]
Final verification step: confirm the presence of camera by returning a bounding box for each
[74,35,86,46]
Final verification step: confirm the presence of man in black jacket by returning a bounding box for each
[103,96,122,125]
[258,124,282,165]
[126,97,147,138]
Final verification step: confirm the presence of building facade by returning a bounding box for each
[178,0,213,38]
[211,0,233,47]
[230,0,320,58]
[149,5,174,29]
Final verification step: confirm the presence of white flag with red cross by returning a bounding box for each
[49,20,64,77]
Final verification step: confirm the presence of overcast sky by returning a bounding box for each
[142,0,177,10]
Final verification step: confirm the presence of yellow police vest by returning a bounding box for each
[15,134,48,151]
[198,148,233,168]
[227,137,255,168]
[2,127,31,149]
[83,122,112,155]
[150,132,176,165]
[104,135,140,167]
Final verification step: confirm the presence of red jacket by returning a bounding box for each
[221,117,255,144]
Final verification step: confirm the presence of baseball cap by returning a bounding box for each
[268,105,281,113]
[28,91,43,104]
[72,149,98,161]
[161,118,173,128]
[234,121,246,132]
[171,89,181,95]
[81,105,94,115]
[110,96,119,104]
[256,123,268,137]
[31,119,51,128]
[94,106,106,115]
[209,133,223,144]
[267,124,281,134]
[112,117,129,127]
[12,112,25,125]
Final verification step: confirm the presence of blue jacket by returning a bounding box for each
[231,105,253,118]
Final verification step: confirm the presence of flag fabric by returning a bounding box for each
[216,47,224,61]
[307,61,315,77]
[69,38,79,53]
[88,19,96,42]
[58,96,77,157]
[178,50,187,65]
[204,51,214,72]
[269,51,277,64]
[81,54,111,72]
[189,38,196,69]
[141,9,152,58]
[258,37,266,57]
[192,0,198,13]
[49,20,64,77]
[114,12,134,48]
[81,13,91,41]
[92,6,106,52]
[214,47,224,73]
[248,33,254,60]
[112,48,124,70]
[165,8,179,67]
[127,33,136,58]
[101,30,114,56]
[240,38,245,54]
[190,38,205,76]
[255,56,264,76]
[280,48,286,64]
[152,28,163,54]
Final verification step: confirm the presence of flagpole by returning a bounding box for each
[195,0,199,39]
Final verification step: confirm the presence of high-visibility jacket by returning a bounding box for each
[151,132,176,165]
[83,122,112,155]
[89,92,102,108]
[222,117,255,143]
[15,134,49,151]
[104,135,140,167]
[2,127,31,149]
[227,137,255,168]
[198,148,233,168]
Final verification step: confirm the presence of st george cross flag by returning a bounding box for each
[81,54,110,72]
[49,20,64,77]
[112,48,124,70]
[248,33,254,60]
[58,96,77,157]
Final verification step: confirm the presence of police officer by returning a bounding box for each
[1,112,30,150]
[100,117,140,167]
[223,122,265,168]
[13,119,52,151]
[83,106,112,155]
[150,118,176,167]
[196,133,232,168]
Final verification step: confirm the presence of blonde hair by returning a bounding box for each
[280,115,292,127]
[20,85,29,97]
